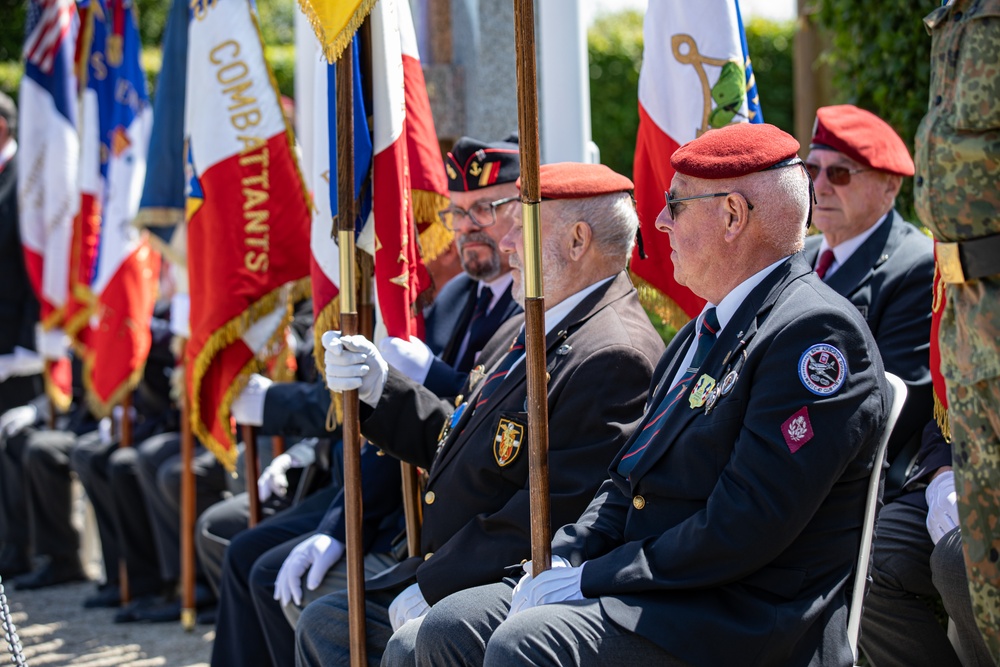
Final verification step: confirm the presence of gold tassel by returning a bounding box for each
[934,392,951,443]
[295,0,378,64]
[630,272,694,330]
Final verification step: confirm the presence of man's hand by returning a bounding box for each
[926,469,959,544]
[322,331,388,407]
[508,556,583,617]
[388,582,430,631]
[273,533,345,607]
[257,440,317,502]
[230,374,273,427]
[378,336,434,385]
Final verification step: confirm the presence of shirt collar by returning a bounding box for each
[0,139,16,171]
[818,210,892,268]
[700,256,788,335]
[543,275,614,335]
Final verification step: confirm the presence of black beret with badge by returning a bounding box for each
[445,135,520,192]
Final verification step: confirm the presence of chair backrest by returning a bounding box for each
[847,372,908,662]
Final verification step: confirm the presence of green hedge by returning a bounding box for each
[815,0,937,221]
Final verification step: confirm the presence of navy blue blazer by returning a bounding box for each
[804,210,934,487]
[553,255,890,666]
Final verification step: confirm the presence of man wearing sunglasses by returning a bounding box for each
[380,136,523,399]
[804,104,934,490]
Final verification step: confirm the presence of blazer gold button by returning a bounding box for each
[425,491,436,505]
[424,552,434,560]
[633,495,645,510]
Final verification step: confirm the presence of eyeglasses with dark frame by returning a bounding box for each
[804,163,870,186]
[663,191,754,221]
[438,196,520,230]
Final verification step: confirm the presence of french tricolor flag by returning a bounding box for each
[17,0,80,409]
[630,1,763,324]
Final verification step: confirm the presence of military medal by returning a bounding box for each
[468,364,486,389]
[688,374,716,409]
[720,370,738,396]
[436,402,468,453]
[704,386,721,414]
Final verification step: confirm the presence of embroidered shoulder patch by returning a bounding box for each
[782,406,814,453]
[798,343,847,396]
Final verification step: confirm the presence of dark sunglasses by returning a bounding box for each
[804,163,870,186]
[663,191,753,221]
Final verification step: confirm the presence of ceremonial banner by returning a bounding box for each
[296,0,373,63]
[370,0,434,340]
[18,0,80,409]
[79,0,160,417]
[186,0,311,469]
[134,0,188,266]
[630,0,763,325]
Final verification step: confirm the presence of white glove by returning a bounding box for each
[0,405,37,438]
[508,556,583,617]
[257,440,317,502]
[926,470,960,545]
[35,325,69,360]
[273,533,345,607]
[388,582,431,632]
[378,336,433,385]
[322,331,388,407]
[231,374,273,427]
[170,292,190,338]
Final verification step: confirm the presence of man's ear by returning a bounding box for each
[569,221,592,261]
[723,194,751,242]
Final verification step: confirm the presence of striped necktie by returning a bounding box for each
[473,328,526,409]
[617,307,719,477]
[456,287,494,372]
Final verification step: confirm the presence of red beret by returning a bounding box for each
[811,105,914,176]
[671,123,800,179]
[516,162,634,199]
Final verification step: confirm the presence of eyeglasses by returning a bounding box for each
[438,196,519,230]
[663,191,754,221]
[804,163,870,186]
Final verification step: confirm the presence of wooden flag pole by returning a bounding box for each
[334,43,367,667]
[179,340,197,630]
[118,393,133,605]
[512,0,552,575]
[241,425,262,527]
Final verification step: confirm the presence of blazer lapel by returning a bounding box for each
[825,211,895,298]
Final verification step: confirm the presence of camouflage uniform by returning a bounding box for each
[915,0,1000,660]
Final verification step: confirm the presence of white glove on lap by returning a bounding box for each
[0,405,37,438]
[926,470,959,545]
[231,374,273,427]
[273,533,345,607]
[508,555,583,617]
[258,440,317,502]
[322,331,388,407]
[35,325,69,360]
[388,582,430,632]
[378,336,433,385]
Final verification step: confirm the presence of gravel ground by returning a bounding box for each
[4,577,214,667]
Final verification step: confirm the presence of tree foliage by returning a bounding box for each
[814,0,937,220]
[587,10,795,181]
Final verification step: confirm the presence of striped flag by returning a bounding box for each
[185,0,311,470]
[78,0,161,417]
[630,0,763,326]
[17,0,81,410]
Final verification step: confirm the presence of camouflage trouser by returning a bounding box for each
[947,378,1000,664]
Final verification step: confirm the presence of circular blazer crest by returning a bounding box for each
[798,343,848,396]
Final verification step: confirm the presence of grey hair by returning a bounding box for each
[553,191,638,265]
[0,91,15,137]
[739,165,810,255]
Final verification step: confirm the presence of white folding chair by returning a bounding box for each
[847,372,908,664]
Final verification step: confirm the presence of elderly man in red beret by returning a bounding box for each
[403,122,891,667]
[296,163,666,666]
[805,105,934,480]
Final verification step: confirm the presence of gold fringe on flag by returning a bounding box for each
[414,190,453,263]
[295,0,377,64]
[630,272,693,330]
[44,360,73,414]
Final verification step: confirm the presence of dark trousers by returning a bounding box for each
[211,483,337,667]
[0,426,32,558]
[134,433,227,583]
[71,431,166,596]
[24,428,82,561]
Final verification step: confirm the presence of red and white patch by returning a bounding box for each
[781,406,814,453]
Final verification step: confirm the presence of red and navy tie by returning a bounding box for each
[617,307,719,477]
